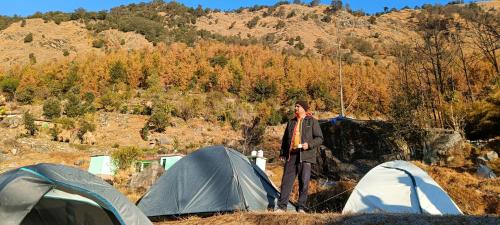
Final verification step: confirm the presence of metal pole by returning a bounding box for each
[337,16,345,117]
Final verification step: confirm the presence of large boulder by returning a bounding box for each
[319,118,412,162]
[0,115,22,128]
[312,146,379,180]
[147,133,170,148]
[129,161,165,191]
[421,129,466,166]
[315,118,468,180]
[82,132,96,145]
[57,129,79,144]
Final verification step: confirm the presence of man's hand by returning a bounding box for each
[280,156,286,161]
[302,142,309,150]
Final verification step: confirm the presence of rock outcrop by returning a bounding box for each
[129,161,165,191]
[314,118,468,180]
[82,132,96,145]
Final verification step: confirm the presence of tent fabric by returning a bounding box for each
[342,160,462,215]
[0,163,152,225]
[137,145,291,217]
[22,197,120,225]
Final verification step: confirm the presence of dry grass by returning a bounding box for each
[414,161,500,215]
[0,150,90,173]
[153,212,499,225]
[113,168,146,203]
[479,0,500,10]
[154,212,337,225]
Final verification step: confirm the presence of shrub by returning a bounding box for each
[65,93,84,117]
[148,104,171,132]
[29,53,36,64]
[267,108,284,126]
[131,104,146,115]
[111,147,143,170]
[99,90,122,112]
[309,0,320,7]
[464,87,500,140]
[200,72,219,92]
[285,87,307,103]
[24,33,33,43]
[346,36,375,57]
[53,117,75,129]
[321,15,332,23]
[92,39,105,48]
[368,16,377,24]
[63,49,70,56]
[228,21,236,29]
[82,92,96,112]
[307,82,335,110]
[228,66,243,94]
[246,16,260,29]
[177,96,202,121]
[20,19,26,27]
[109,61,127,84]
[140,123,149,141]
[43,98,61,119]
[287,10,297,18]
[249,79,278,102]
[0,76,20,99]
[16,86,35,104]
[209,55,228,68]
[77,118,96,140]
[275,20,286,29]
[49,125,61,141]
[294,41,305,50]
[242,117,266,147]
[23,111,37,136]
[194,92,222,122]
[120,39,125,45]
[274,7,286,17]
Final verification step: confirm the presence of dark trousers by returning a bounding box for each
[278,153,311,210]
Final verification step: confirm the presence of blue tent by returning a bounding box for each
[138,145,292,217]
[0,163,152,225]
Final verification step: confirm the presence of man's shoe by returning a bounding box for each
[297,209,306,214]
[275,208,286,213]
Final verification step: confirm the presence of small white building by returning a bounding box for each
[136,154,184,172]
[159,154,184,171]
[88,155,115,177]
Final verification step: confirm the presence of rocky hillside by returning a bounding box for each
[0,18,151,68]
[195,4,417,57]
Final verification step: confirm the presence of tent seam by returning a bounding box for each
[224,147,248,211]
[382,166,424,214]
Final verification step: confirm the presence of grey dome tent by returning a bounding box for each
[137,145,291,217]
[342,160,462,215]
[0,163,152,225]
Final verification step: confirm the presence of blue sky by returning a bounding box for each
[0,0,476,17]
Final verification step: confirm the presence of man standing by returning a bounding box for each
[277,100,323,213]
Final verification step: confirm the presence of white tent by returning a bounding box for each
[342,160,462,215]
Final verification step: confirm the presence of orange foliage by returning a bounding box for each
[2,40,493,118]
